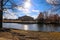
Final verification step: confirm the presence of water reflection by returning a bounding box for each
[37,24,44,31]
[3,23,60,32]
[24,25,28,30]
[50,24,60,32]
[37,24,60,32]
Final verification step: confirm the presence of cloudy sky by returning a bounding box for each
[3,0,60,19]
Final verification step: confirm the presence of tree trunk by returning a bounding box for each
[0,0,3,28]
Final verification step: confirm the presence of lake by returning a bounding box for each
[3,23,60,32]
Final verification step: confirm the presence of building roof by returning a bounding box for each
[18,15,34,21]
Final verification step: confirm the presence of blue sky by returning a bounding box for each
[3,0,60,19]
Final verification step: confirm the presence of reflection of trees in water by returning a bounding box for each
[50,24,60,31]
[46,24,60,32]
[37,24,60,32]
[50,24,60,27]
[37,24,44,31]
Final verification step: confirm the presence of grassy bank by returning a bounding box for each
[0,28,60,40]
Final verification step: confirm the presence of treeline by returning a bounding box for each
[3,12,60,24]
[36,12,60,24]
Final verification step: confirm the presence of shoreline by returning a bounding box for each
[3,22,60,24]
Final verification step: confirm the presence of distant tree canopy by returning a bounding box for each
[36,12,60,23]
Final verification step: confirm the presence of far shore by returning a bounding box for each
[3,22,60,24]
[3,19,60,24]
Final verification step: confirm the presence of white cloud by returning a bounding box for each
[3,9,18,19]
[31,15,38,19]
[46,0,60,15]
[32,10,40,12]
[24,0,31,9]
[3,16,5,19]
[3,14,17,19]
[17,6,30,16]
[16,0,32,16]
[17,6,23,11]
[46,0,60,5]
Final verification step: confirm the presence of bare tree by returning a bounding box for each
[46,0,60,12]
[0,0,21,28]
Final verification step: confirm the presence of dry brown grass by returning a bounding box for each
[0,29,60,40]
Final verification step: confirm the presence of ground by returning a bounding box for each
[0,28,60,40]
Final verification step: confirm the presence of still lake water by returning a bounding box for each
[3,23,60,32]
